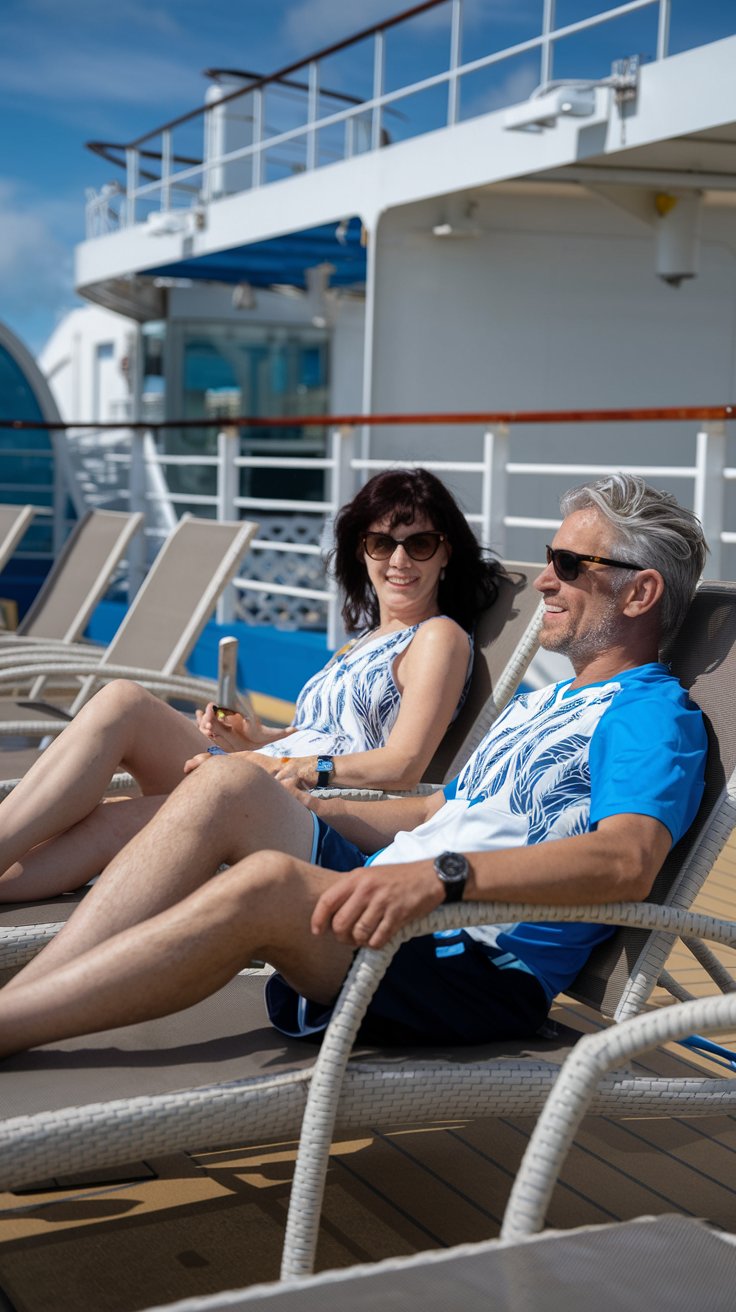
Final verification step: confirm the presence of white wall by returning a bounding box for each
[39,304,135,425]
[367,186,736,560]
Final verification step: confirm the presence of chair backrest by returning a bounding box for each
[0,504,35,578]
[569,580,736,1021]
[100,514,258,676]
[423,563,543,785]
[18,509,143,641]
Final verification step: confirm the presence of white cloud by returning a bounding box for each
[0,180,78,352]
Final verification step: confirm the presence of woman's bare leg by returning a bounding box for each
[8,755,316,988]
[0,795,165,900]
[0,680,204,897]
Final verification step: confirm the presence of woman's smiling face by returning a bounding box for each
[362,512,451,623]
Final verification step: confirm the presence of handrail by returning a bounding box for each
[3,404,735,432]
[86,0,446,155]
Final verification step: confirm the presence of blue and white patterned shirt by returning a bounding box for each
[258,621,473,760]
[370,663,707,999]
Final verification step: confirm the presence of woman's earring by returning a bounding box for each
[440,567,446,581]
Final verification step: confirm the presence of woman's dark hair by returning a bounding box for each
[330,467,503,632]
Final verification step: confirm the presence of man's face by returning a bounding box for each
[534,508,634,666]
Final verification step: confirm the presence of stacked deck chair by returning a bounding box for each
[0,507,143,660]
[0,581,734,1249]
[0,513,258,789]
[0,504,36,593]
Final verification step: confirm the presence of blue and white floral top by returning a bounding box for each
[258,620,473,760]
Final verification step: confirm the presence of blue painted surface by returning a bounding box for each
[85,601,331,703]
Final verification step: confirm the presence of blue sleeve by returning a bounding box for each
[589,681,707,844]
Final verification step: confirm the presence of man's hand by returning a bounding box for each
[311,860,444,949]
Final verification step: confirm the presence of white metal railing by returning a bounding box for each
[53,416,736,651]
[84,0,725,238]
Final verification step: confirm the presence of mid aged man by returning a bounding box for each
[0,474,709,1055]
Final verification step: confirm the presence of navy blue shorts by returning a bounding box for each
[265,817,549,1047]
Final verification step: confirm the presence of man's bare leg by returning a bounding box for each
[0,850,354,1058]
[8,756,316,987]
[0,681,204,898]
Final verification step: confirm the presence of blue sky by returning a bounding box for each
[1,0,733,356]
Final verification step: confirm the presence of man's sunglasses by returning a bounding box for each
[362,530,446,561]
[545,545,644,582]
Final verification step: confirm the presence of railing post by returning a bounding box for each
[482,426,509,557]
[656,0,671,60]
[371,31,385,150]
[128,428,148,599]
[125,147,139,227]
[306,60,319,171]
[252,88,264,188]
[540,0,556,88]
[694,423,725,579]
[447,0,463,126]
[217,426,240,623]
[161,129,172,212]
[327,426,356,650]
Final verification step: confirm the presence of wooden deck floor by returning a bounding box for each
[0,841,734,1311]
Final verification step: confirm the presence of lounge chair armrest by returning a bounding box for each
[501,989,736,1242]
[281,898,736,1278]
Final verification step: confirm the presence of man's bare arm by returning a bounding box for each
[312,812,673,949]
[307,787,445,853]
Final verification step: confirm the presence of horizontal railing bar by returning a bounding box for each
[251,539,323,556]
[144,492,216,506]
[724,469,736,480]
[144,455,219,467]
[4,406,735,431]
[505,516,563,529]
[234,497,333,513]
[353,459,487,472]
[506,463,697,477]
[233,579,331,601]
[234,457,335,470]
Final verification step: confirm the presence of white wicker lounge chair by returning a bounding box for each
[0,580,733,1268]
[0,514,258,781]
[139,999,736,1311]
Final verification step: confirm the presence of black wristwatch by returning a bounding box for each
[315,756,334,788]
[434,850,469,903]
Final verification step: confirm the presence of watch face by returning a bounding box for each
[316,757,333,773]
[436,851,468,881]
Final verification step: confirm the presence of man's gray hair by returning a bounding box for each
[560,473,708,643]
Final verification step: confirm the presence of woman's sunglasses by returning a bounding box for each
[545,545,644,582]
[362,530,446,561]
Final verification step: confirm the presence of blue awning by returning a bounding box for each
[145,217,366,290]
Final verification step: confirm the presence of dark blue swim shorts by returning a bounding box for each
[265,816,549,1047]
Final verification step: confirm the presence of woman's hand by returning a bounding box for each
[256,754,321,790]
[196,702,295,752]
[183,747,257,775]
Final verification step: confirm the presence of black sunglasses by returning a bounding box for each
[545,545,644,582]
[363,530,446,562]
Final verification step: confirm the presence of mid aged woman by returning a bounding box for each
[0,467,503,901]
